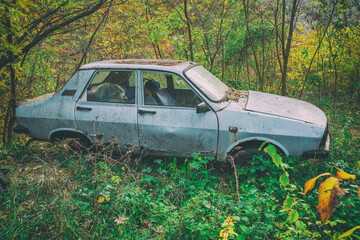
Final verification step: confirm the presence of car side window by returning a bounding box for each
[142,71,202,108]
[87,71,136,104]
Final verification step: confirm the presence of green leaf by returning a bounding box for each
[242,216,249,222]
[296,220,306,232]
[338,226,360,240]
[265,144,277,157]
[333,232,341,240]
[289,210,299,223]
[283,196,293,210]
[259,141,267,151]
[239,225,250,235]
[273,154,282,167]
[280,173,290,186]
[237,234,246,240]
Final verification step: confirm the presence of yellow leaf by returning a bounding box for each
[316,177,345,224]
[338,226,360,240]
[228,227,238,236]
[304,173,331,195]
[98,196,105,203]
[336,169,356,180]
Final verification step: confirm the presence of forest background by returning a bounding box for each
[0,0,360,239]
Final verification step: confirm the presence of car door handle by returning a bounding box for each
[76,106,92,111]
[138,109,156,115]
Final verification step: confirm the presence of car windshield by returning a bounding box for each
[185,65,228,102]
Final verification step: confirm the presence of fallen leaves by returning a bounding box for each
[336,168,356,180]
[316,177,345,224]
[304,169,357,224]
[304,173,331,195]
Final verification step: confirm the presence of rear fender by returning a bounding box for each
[49,128,90,142]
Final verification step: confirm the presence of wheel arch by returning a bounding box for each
[225,137,289,159]
[49,128,91,146]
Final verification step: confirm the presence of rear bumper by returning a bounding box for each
[302,134,331,159]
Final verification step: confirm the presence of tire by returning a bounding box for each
[231,144,268,167]
[52,132,92,153]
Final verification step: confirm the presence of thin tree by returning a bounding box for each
[274,0,300,96]
[166,0,194,61]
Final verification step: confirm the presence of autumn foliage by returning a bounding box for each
[304,169,358,224]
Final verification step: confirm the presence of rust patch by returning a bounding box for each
[229,126,238,133]
[228,88,248,102]
[107,60,185,66]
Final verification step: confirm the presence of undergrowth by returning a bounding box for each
[0,100,359,239]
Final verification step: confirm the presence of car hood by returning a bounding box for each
[244,90,327,126]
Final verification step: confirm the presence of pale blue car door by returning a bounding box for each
[75,70,139,150]
[137,71,218,157]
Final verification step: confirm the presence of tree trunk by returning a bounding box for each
[242,0,264,91]
[184,0,194,61]
[280,0,299,96]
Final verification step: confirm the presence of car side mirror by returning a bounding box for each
[196,102,210,114]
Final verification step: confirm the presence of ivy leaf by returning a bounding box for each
[316,177,345,224]
[303,173,331,195]
[289,210,299,223]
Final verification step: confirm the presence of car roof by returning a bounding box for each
[79,59,196,73]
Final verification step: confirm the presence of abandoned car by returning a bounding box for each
[14,59,330,163]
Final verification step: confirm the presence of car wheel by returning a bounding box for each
[65,138,86,153]
[232,144,267,167]
[52,133,92,153]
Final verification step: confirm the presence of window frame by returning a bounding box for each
[141,70,205,109]
[80,69,137,105]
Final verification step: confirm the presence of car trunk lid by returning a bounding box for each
[16,93,55,106]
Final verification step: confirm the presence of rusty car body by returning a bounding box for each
[14,59,330,162]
